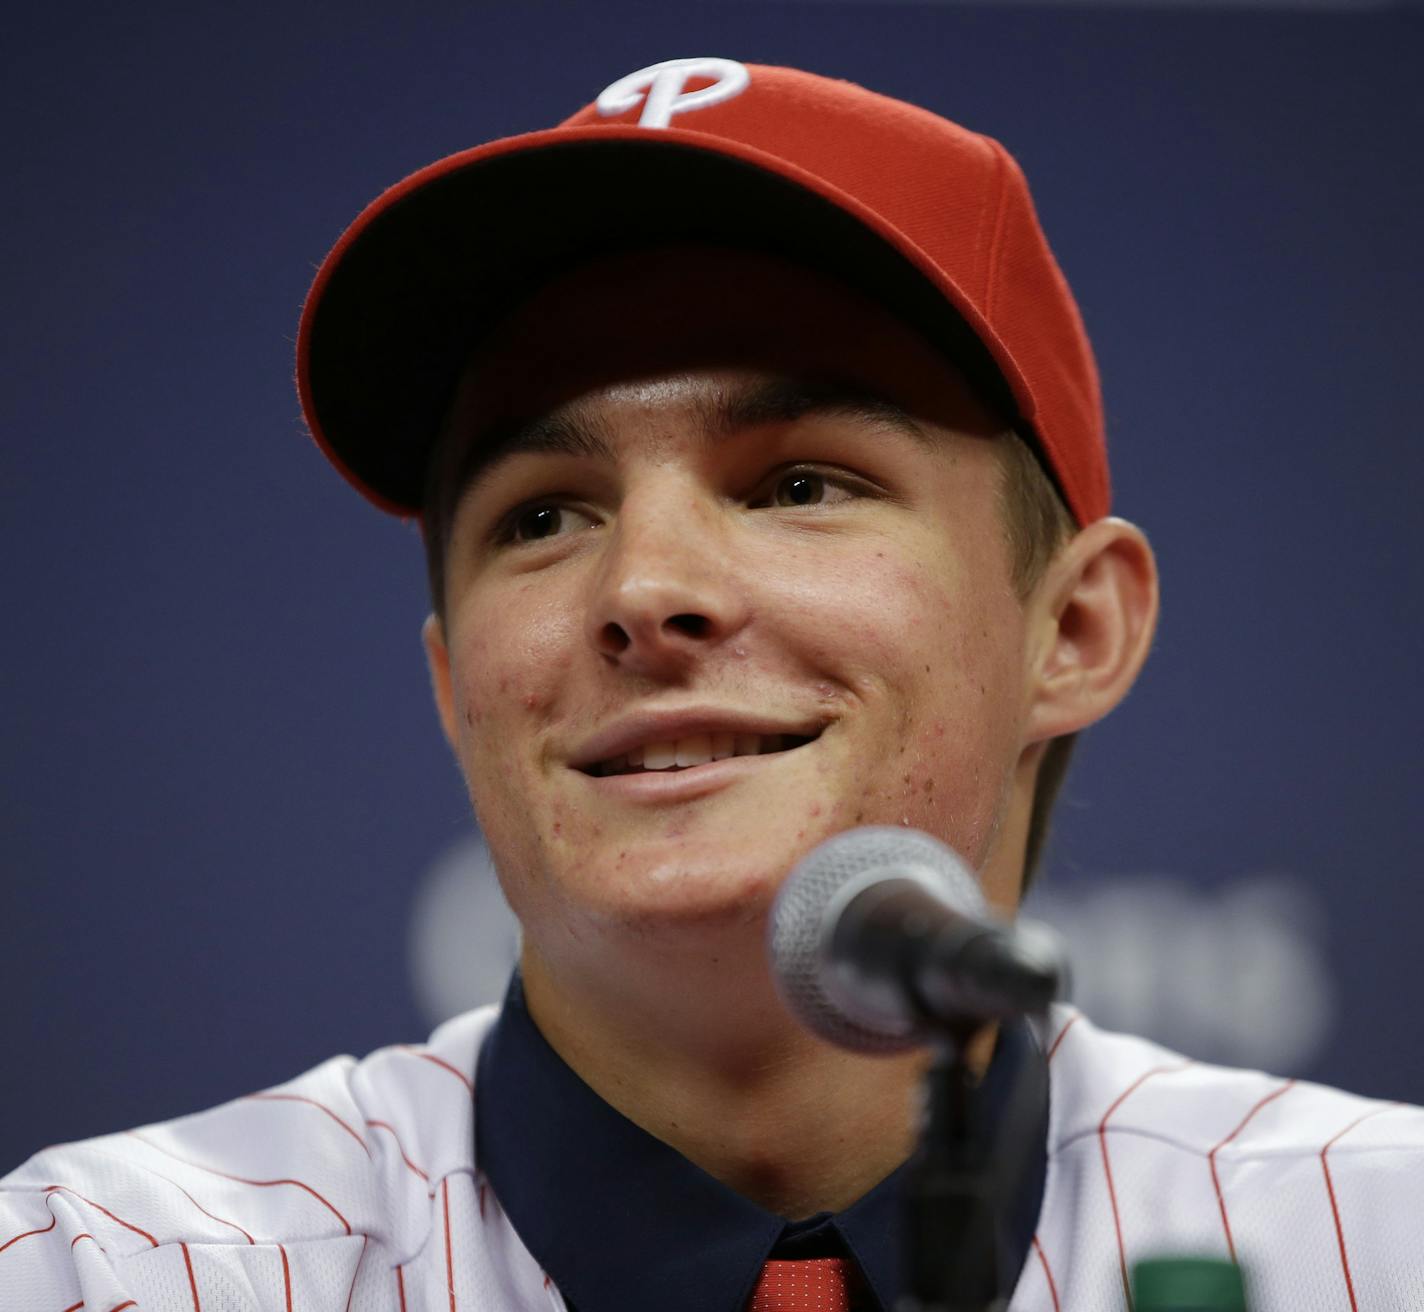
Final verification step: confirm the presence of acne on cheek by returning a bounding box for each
[466,665,554,720]
[457,679,548,729]
[454,679,485,735]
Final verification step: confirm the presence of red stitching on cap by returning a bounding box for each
[981,139,1011,321]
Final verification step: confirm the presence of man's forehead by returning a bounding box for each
[446,371,952,501]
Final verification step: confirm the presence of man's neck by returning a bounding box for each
[519,935,978,1219]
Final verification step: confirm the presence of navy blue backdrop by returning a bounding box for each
[4,2,1422,1173]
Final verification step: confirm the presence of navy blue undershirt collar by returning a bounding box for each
[475,971,1047,1312]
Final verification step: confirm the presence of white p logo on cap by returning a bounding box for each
[596,57,751,130]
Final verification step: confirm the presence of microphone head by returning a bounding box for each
[768,826,987,1053]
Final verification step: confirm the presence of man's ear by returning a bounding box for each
[1023,516,1159,744]
[422,613,460,752]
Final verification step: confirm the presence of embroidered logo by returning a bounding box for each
[596,57,750,130]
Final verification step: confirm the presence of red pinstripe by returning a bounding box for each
[365,1120,430,1183]
[1046,1014,1080,1065]
[89,1147,256,1245]
[1031,1235,1061,1312]
[60,1302,84,1312]
[181,1240,202,1311]
[247,1093,372,1158]
[278,1243,293,1312]
[0,1208,56,1247]
[70,1232,100,1251]
[1321,1102,1401,1312]
[1208,1079,1296,1261]
[443,1177,457,1312]
[43,1186,158,1248]
[127,1131,352,1235]
[344,1234,369,1312]
[165,1178,255,1245]
[106,1302,137,1312]
[400,1046,475,1096]
[1098,1061,1193,1312]
[396,1264,408,1312]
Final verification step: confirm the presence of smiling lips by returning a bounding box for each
[584,732,820,778]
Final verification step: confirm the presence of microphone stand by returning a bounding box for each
[898,1022,1047,1312]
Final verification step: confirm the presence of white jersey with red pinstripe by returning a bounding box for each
[3,1007,1421,1311]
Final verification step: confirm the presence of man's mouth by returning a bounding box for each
[582,731,820,778]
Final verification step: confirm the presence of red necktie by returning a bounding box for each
[745,1257,860,1311]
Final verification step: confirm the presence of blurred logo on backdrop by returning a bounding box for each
[407,834,1335,1073]
[1025,874,1335,1072]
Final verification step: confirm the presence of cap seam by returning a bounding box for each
[981,138,1011,322]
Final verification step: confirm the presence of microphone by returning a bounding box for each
[768,826,1064,1053]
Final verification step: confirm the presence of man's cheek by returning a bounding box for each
[780,578,918,678]
[454,606,571,727]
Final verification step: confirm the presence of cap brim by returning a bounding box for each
[297,123,1027,516]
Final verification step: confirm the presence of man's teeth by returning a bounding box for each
[596,733,792,776]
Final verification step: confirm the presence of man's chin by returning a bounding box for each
[562,847,798,938]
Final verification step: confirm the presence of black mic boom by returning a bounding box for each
[768,826,1063,1053]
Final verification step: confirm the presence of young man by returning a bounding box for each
[4,58,1419,1312]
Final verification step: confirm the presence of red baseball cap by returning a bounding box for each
[297,57,1109,525]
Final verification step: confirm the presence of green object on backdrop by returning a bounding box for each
[1132,1257,1247,1310]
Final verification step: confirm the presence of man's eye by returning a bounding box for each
[507,503,595,543]
[774,471,827,506]
[758,468,862,509]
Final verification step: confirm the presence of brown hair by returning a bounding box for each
[420,420,1078,890]
[994,428,1079,888]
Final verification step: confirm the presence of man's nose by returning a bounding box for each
[585,489,751,676]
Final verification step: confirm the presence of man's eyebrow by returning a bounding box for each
[448,376,932,507]
[703,378,934,448]
[452,408,618,499]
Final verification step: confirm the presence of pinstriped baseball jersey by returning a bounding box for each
[3,1007,1420,1311]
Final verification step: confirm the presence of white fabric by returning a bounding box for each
[2,1007,1420,1310]
[595,58,751,130]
